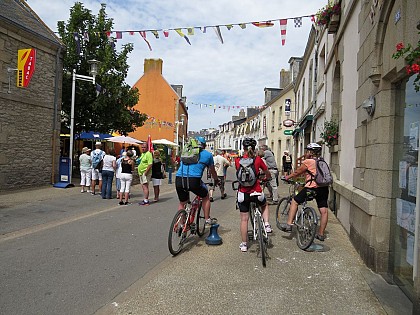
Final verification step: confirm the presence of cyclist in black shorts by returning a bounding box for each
[279,143,329,241]
[175,137,219,225]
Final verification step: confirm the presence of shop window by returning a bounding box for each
[393,75,419,293]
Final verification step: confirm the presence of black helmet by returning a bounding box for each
[242,137,257,149]
[306,142,322,152]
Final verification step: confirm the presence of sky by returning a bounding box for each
[27,0,327,131]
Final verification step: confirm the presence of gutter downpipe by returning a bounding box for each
[51,47,61,184]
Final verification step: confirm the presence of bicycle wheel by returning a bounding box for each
[256,213,267,267]
[196,202,206,237]
[168,210,188,256]
[275,197,291,230]
[296,206,317,250]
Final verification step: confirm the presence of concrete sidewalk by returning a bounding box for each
[94,180,412,315]
[0,174,412,314]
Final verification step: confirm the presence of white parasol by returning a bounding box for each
[105,135,144,145]
[152,138,179,147]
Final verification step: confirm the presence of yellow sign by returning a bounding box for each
[17,48,36,87]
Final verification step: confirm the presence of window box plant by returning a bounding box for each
[320,120,339,147]
[316,1,341,33]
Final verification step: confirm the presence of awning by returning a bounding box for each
[292,128,301,136]
[299,114,313,130]
[76,131,113,140]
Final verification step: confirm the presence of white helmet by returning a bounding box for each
[306,143,322,151]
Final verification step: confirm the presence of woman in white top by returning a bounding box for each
[79,147,92,192]
[101,148,117,199]
[119,150,135,205]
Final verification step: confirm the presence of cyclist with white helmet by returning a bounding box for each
[175,136,219,226]
[279,142,329,241]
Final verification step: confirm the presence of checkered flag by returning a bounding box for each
[294,17,302,28]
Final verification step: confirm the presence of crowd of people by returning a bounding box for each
[77,141,164,205]
[78,137,330,251]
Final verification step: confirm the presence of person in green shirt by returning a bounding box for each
[138,143,153,205]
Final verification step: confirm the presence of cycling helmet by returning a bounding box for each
[242,137,257,149]
[196,136,206,147]
[306,142,322,151]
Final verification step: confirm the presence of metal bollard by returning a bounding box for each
[205,223,222,245]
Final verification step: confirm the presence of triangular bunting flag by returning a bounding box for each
[214,26,224,44]
[83,32,89,43]
[115,31,122,39]
[151,30,159,39]
[226,24,233,30]
[129,31,134,35]
[175,29,191,45]
[139,31,152,51]
[163,30,169,37]
[252,21,274,28]
[239,23,247,29]
[201,27,207,33]
[294,17,302,28]
[279,19,287,46]
[187,27,194,35]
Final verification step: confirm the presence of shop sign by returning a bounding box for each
[17,48,36,87]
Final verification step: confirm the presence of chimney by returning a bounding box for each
[144,59,163,74]
[279,69,291,89]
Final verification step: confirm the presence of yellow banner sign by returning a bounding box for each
[17,48,36,87]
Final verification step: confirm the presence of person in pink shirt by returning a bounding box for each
[279,143,329,241]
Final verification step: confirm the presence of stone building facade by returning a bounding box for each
[0,0,64,191]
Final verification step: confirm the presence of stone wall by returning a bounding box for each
[0,24,63,191]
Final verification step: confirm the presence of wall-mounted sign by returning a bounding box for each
[17,48,36,87]
[284,130,293,135]
[283,119,295,127]
[284,98,291,116]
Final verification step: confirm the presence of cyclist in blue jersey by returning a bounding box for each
[175,137,220,225]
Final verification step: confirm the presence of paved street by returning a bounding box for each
[0,168,413,315]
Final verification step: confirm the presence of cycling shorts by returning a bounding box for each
[294,186,329,208]
[175,176,208,202]
[237,191,267,213]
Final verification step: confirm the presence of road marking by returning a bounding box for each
[0,189,175,243]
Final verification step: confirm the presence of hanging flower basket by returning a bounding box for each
[392,32,420,92]
[320,120,339,147]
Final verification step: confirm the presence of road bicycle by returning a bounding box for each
[168,183,212,256]
[277,178,318,250]
[232,180,270,267]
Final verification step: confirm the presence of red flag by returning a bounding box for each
[147,135,154,153]
[279,19,287,46]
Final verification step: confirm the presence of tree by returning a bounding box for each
[58,2,147,135]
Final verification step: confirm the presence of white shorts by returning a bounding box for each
[152,178,162,186]
[92,169,103,181]
[139,172,152,185]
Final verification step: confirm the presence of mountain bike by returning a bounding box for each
[277,178,318,250]
[168,184,211,256]
[232,180,270,267]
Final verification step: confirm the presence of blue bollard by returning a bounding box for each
[205,223,222,245]
[167,167,173,184]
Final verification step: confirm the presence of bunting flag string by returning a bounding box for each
[189,101,266,112]
[71,13,315,50]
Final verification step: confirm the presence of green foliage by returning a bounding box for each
[320,120,339,147]
[58,2,147,135]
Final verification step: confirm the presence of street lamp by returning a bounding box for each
[69,59,100,184]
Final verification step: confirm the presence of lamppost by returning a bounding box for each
[69,59,99,184]
[180,113,186,149]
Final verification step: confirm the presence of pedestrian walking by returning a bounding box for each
[209,150,230,202]
[119,150,135,205]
